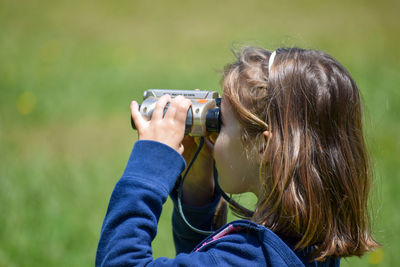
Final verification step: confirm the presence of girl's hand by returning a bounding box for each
[181,134,217,206]
[130,94,192,155]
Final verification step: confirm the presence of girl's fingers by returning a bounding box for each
[131,101,146,130]
[166,95,188,120]
[204,136,215,152]
[208,132,218,144]
[152,94,171,121]
[174,98,192,126]
[193,136,200,146]
[164,98,178,120]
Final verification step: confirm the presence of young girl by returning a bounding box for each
[96,47,379,266]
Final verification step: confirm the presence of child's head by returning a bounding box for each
[219,46,379,260]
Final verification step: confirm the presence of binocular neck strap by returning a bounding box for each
[177,136,235,236]
[177,136,252,236]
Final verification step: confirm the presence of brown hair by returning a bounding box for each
[221,46,379,261]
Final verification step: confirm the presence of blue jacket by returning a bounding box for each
[96,140,340,266]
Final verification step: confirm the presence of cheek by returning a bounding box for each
[213,134,231,182]
[213,139,222,166]
[213,133,228,164]
[213,135,259,194]
[213,134,238,177]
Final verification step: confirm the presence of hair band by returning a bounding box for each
[268,51,277,71]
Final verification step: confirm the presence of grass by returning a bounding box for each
[0,0,399,265]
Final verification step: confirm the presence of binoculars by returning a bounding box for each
[131,89,222,136]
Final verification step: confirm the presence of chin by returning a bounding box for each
[218,179,247,195]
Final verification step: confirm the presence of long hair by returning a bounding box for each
[222,46,379,261]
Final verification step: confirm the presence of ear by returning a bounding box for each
[262,130,272,140]
[257,130,272,162]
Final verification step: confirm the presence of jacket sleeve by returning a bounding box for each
[95,140,218,267]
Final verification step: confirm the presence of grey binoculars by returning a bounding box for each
[131,89,221,136]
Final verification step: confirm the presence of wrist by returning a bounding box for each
[124,140,186,194]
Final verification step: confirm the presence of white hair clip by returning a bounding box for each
[268,51,277,71]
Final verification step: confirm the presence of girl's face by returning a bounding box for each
[213,98,260,195]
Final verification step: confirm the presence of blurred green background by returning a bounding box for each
[0,0,398,266]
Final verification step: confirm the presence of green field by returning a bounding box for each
[0,0,399,266]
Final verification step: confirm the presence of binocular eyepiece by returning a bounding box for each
[131,89,222,136]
